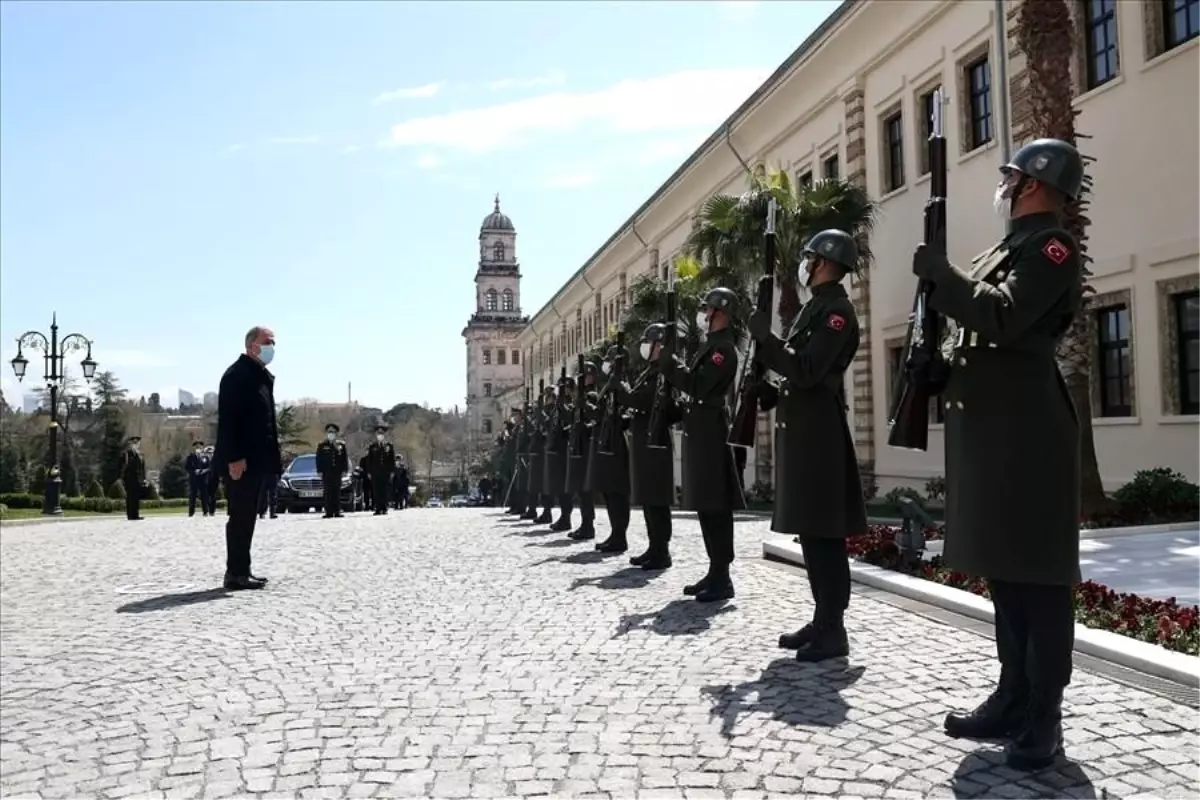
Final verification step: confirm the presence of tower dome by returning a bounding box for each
[481,194,514,232]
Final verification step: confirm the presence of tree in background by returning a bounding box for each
[275,404,310,458]
[147,392,163,413]
[1014,0,1106,516]
[159,454,189,499]
[94,372,129,489]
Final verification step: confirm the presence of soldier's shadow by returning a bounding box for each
[949,750,1098,798]
[570,566,663,591]
[526,538,576,548]
[508,526,558,538]
[530,550,619,568]
[116,588,230,614]
[701,657,864,738]
[612,598,736,639]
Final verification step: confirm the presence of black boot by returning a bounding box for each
[641,545,672,571]
[779,624,817,650]
[695,565,734,602]
[568,521,595,540]
[1004,690,1064,771]
[683,571,712,596]
[521,507,538,520]
[534,510,553,525]
[595,533,627,553]
[550,516,572,532]
[794,622,849,662]
[945,671,1029,741]
[629,547,652,566]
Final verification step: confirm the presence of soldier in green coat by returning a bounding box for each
[912,138,1086,771]
[586,345,633,553]
[566,362,600,541]
[658,287,745,602]
[508,407,530,515]
[749,229,868,662]
[545,375,575,531]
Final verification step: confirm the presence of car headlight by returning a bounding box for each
[278,478,290,489]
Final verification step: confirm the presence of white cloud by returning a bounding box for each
[415,154,442,170]
[264,135,322,145]
[634,134,710,166]
[387,68,770,155]
[486,71,566,91]
[541,171,599,189]
[371,81,445,105]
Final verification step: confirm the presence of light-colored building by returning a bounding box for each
[21,392,41,414]
[462,196,528,443]
[515,0,1199,491]
[202,391,218,411]
[178,388,196,408]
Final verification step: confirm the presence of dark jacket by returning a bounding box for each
[660,326,745,512]
[316,440,349,476]
[566,391,596,494]
[542,399,570,496]
[927,211,1082,586]
[215,354,282,476]
[756,281,867,538]
[618,365,676,508]
[525,406,546,495]
[585,376,630,496]
[184,452,210,483]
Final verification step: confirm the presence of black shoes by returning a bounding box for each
[945,684,1065,771]
[595,536,627,554]
[223,573,266,590]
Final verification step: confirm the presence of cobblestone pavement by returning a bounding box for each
[2,509,1197,800]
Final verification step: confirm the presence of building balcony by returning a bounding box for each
[467,313,529,326]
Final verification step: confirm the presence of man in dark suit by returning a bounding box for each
[215,326,281,590]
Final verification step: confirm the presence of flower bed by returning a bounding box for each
[846,526,1200,657]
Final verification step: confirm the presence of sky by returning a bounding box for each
[0,0,842,412]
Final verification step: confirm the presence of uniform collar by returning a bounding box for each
[812,280,847,298]
[706,326,735,342]
[1010,211,1058,235]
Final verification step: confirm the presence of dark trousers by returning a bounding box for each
[188,477,203,516]
[363,479,373,510]
[697,510,734,567]
[123,479,140,520]
[257,473,278,516]
[508,488,524,511]
[322,472,342,515]
[371,472,390,512]
[557,493,574,521]
[989,579,1074,695]
[602,492,631,540]
[798,536,851,627]
[643,505,672,548]
[578,491,595,525]
[394,485,408,509]
[225,471,263,577]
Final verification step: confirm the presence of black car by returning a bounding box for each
[275,453,363,514]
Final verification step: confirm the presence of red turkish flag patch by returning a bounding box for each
[711,351,725,366]
[827,314,846,332]
[1042,238,1071,265]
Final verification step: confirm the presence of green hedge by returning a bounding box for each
[0,492,226,514]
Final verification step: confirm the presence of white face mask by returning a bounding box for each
[194,448,202,454]
[376,434,385,442]
[601,361,611,375]
[326,432,335,442]
[993,182,1013,219]
[797,256,814,288]
[131,443,140,451]
[695,311,710,334]
[639,342,653,360]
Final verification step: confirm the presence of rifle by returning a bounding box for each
[568,354,587,458]
[546,365,567,454]
[887,87,948,452]
[646,273,677,450]
[729,197,778,448]
[536,377,545,436]
[596,333,625,455]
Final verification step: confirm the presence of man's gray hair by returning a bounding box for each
[245,326,269,349]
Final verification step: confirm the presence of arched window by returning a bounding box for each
[502,289,514,311]
[485,289,498,311]
[493,241,506,262]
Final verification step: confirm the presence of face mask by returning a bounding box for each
[257,344,275,365]
[797,256,814,288]
[376,434,385,442]
[993,182,1013,219]
[601,361,611,375]
[695,311,710,334]
[326,433,335,442]
[131,443,140,451]
[194,448,202,454]
[639,342,652,360]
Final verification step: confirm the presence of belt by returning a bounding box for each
[954,328,1059,356]
[955,329,997,349]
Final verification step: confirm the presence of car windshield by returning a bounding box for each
[285,455,317,476]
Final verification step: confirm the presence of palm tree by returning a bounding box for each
[1014,0,1108,516]
[686,166,877,330]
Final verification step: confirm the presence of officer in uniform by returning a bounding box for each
[202,445,219,516]
[749,229,868,661]
[316,423,349,518]
[658,287,745,601]
[393,456,410,509]
[120,435,147,521]
[498,417,518,510]
[506,408,528,514]
[544,374,575,532]
[912,139,1086,770]
[366,424,396,515]
[585,344,632,553]
[358,453,373,511]
[185,440,212,517]
[566,362,600,541]
[522,395,545,521]
[615,323,677,570]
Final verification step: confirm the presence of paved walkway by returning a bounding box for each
[1,510,1197,799]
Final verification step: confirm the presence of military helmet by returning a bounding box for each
[641,322,668,343]
[803,229,859,273]
[701,287,738,313]
[605,343,627,361]
[580,361,599,378]
[1003,138,1084,200]
[325,423,340,434]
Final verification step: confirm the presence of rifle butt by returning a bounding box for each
[886,385,931,451]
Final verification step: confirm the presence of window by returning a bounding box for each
[798,170,813,189]
[883,111,905,192]
[823,154,839,180]
[1084,0,1119,89]
[496,349,506,365]
[1096,304,1133,417]
[482,348,492,365]
[965,57,993,150]
[1165,0,1199,48]
[482,418,493,434]
[917,87,940,174]
[483,382,492,397]
[485,289,498,311]
[1175,291,1199,414]
[493,241,506,262]
[502,289,514,311]
[512,349,520,365]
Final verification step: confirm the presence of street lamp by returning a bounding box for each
[10,313,97,516]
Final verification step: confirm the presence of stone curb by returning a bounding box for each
[863,517,1198,540]
[762,534,1200,689]
[0,515,100,528]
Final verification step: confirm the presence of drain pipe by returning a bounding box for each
[724,125,752,175]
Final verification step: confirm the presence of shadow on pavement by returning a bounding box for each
[612,597,736,638]
[702,657,864,737]
[526,538,577,548]
[570,566,664,591]
[949,750,1099,798]
[117,587,230,614]
[508,526,559,537]
[529,550,621,568]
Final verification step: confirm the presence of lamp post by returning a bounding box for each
[10,314,97,516]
